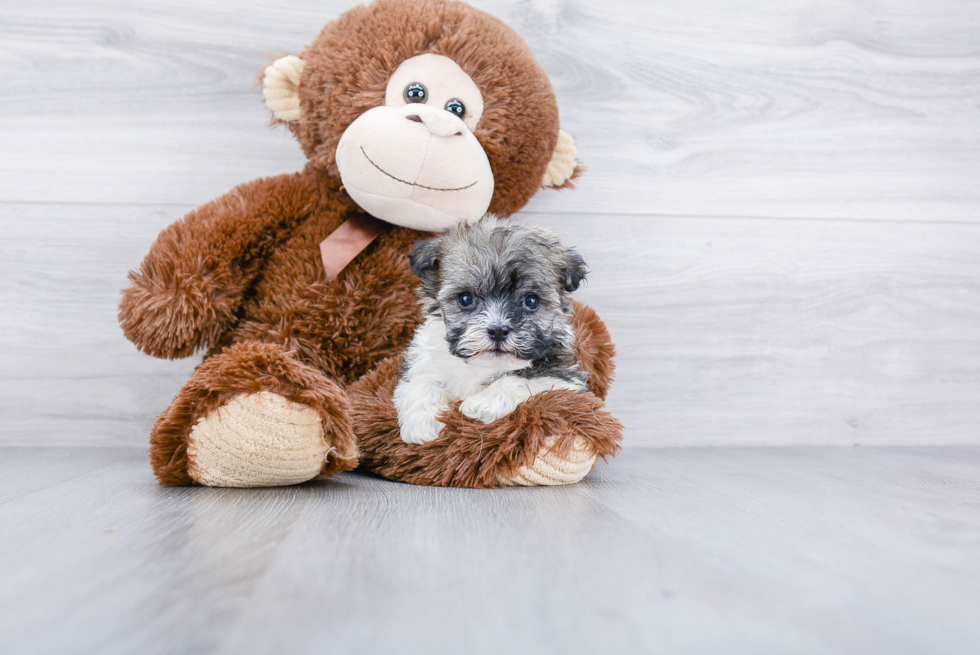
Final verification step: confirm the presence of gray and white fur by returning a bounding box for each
[394,215,589,445]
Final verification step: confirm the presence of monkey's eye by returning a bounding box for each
[523,294,540,311]
[404,83,427,103]
[445,99,465,119]
[458,292,475,308]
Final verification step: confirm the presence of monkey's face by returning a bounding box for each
[261,0,581,230]
[334,54,494,231]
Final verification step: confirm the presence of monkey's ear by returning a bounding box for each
[408,237,442,289]
[560,247,588,292]
[263,55,305,123]
[541,130,582,189]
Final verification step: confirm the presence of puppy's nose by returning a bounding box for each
[487,325,510,343]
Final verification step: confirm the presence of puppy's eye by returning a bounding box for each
[445,99,465,118]
[458,292,475,308]
[404,83,427,103]
[523,294,540,311]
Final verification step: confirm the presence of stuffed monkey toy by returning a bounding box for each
[119,0,622,488]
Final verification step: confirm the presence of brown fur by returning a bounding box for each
[348,302,622,487]
[121,0,619,487]
[292,0,562,216]
[150,341,358,486]
[569,300,616,402]
[120,173,329,359]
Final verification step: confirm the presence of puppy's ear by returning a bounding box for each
[559,248,588,292]
[408,237,441,289]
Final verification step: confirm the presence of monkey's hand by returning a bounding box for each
[119,173,323,359]
[119,253,237,359]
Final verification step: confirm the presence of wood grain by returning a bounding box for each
[1,0,979,447]
[3,2,979,651]
[3,203,979,447]
[0,1,978,219]
[530,211,980,446]
[0,447,137,505]
[583,446,980,653]
[1,446,978,654]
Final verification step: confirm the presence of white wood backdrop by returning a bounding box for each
[2,0,979,447]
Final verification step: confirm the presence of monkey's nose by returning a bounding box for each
[487,325,510,343]
[405,108,464,137]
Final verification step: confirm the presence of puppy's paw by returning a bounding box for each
[460,386,531,424]
[399,412,446,445]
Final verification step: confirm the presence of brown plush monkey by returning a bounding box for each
[119,0,622,488]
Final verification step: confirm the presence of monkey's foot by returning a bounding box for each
[497,436,597,487]
[185,391,330,487]
[149,340,358,487]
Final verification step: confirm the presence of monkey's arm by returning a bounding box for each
[350,300,622,488]
[119,172,324,359]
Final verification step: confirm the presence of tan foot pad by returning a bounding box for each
[499,437,598,487]
[187,391,328,487]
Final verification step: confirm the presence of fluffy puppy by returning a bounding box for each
[394,215,589,445]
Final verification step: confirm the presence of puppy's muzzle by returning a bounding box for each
[487,324,510,343]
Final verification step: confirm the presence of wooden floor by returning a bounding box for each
[1,446,979,654]
[2,1,979,652]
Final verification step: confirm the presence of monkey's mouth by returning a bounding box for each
[360,147,477,192]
